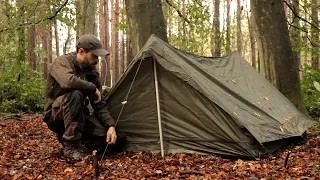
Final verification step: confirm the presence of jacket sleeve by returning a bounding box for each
[87,71,116,128]
[50,57,96,95]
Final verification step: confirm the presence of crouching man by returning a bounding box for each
[43,34,126,160]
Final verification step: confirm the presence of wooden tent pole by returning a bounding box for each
[153,58,164,157]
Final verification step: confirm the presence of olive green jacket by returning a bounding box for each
[44,52,115,128]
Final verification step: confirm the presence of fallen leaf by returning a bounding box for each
[263,96,270,100]
[155,170,162,174]
[64,167,73,173]
[254,112,261,117]
[0,114,319,180]
[24,174,33,180]
[232,80,236,84]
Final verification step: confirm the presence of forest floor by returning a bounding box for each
[0,115,319,180]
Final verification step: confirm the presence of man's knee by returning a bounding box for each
[64,90,84,103]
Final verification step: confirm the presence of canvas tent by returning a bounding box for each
[106,34,314,158]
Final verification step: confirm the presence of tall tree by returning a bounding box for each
[248,7,256,68]
[54,19,60,56]
[111,0,120,85]
[237,0,242,53]
[16,0,26,64]
[311,0,319,68]
[76,0,98,37]
[211,0,221,56]
[120,0,126,75]
[99,0,107,86]
[27,25,36,70]
[63,26,71,55]
[99,0,111,87]
[251,0,305,111]
[225,0,231,54]
[290,0,301,72]
[38,24,50,79]
[125,0,168,57]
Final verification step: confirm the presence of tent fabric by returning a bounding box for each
[106,34,315,158]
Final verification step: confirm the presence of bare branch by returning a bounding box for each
[0,0,69,33]
[164,0,190,24]
[287,21,320,47]
[283,0,320,31]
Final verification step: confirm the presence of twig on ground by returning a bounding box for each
[93,150,99,179]
[284,151,291,168]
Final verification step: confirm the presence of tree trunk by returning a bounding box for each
[251,0,305,111]
[248,7,256,68]
[237,0,242,54]
[225,0,231,54]
[111,0,120,85]
[99,0,106,86]
[291,0,301,75]
[39,26,48,79]
[125,0,168,57]
[17,1,26,65]
[121,30,125,74]
[126,35,133,67]
[76,0,98,37]
[54,19,60,57]
[121,0,126,72]
[63,26,71,54]
[106,0,111,87]
[48,24,53,64]
[27,25,36,70]
[211,0,221,57]
[311,0,319,68]
[100,0,111,87]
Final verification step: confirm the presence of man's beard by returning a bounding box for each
[80,58,95,70]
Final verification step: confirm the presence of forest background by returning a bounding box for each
[0,0,319,122]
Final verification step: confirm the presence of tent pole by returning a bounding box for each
[153,58,164,158]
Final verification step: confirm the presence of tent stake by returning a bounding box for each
[153,58,164,158]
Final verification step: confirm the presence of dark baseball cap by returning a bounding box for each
[76,34,110,56]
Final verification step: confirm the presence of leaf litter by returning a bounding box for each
[0,115,319,179]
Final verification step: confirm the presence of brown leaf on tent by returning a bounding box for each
[263,96,270,100]
[231,80,236,84]
[254,112,261,117]
[287,115,294,119]
[279,121,283,125]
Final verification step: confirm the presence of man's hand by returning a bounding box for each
[94,88,101,103]
[106,126,117,144]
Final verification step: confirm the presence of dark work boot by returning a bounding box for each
[56,134,64,147]
[63,142,87,161]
